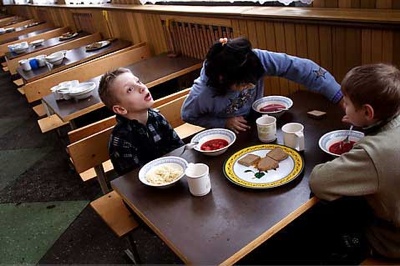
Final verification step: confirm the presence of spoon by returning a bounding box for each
[179,141,199,155]
[340,125,353,149]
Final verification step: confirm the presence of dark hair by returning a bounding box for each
[98,67,131,110]
[341,63,400,121]
[204,37,265,95]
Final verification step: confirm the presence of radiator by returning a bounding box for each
[162,19,233,60]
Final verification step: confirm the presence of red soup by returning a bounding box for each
[260,103,286,112]
[329,141,356,155]
[201,139,229,151]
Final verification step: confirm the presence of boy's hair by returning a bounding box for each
[98,67,131,110]
[205,37,265,96]
[341,63,400,121]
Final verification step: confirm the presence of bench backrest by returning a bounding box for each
[24,42,152,103]
[67,91,190,173]
[67,87,191,143]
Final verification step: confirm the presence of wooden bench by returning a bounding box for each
[34,42,152,133]
[66,88,203,193]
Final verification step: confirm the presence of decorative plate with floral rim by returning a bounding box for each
[223,144,304,189]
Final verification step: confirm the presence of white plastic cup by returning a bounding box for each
[185,163,211,196]
[19,59,31,71]
[256,115,277,143]
[282,122,305,151]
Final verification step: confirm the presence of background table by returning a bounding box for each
[41,54,202,125]
[111,90,348,265]
[17,39,132,83]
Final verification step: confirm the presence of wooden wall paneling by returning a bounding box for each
[318,25,334,77]
[360,0,376,8]
[332,27,347,82]
[324,0,339,8]
[338,0,353,8]
[371,29,383,63]
[345,27,362,71]
[132,12,148,44]
[376,0,393,8]
[393,32,400,66]
[306,25,320,66]
[263,21,280,96]
[393,1,400,9]
[246,20,258,48]
[284,23,299,95]
[312,0,325,7]
[351,0,361,7]
[255,21,267,50]
[361,29,372,64]
[274,22,290,96]
[381,30,393,63]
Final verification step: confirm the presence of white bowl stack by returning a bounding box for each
[8,42,29,54]
[45,50,67,66]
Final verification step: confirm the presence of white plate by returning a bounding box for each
[59,32,78,40]
[138,156,188,188]
[85,40,111,51]
[223,144,304,189]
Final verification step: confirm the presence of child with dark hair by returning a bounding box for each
[99,67,184,175]
[181,37,342,133]
[310,63,400,259]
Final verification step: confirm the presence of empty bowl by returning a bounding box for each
[319,129,364,157]
[252,95,293,117]
[191,128,236,156]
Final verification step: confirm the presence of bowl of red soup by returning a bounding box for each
[319,129,364,157]
[191,128,236,156]
[252,96,293,117]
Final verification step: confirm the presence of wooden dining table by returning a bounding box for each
[17,38,132,83]
[110,90,348,265]
[0,27,56,46]
[5,31,91,61]
[5,31,98,75]
[0,21,51,44]
[41,54,202,125]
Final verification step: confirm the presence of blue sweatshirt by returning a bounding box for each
[181,49,342,128]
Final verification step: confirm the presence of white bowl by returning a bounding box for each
[138,156,188,188]
[13,46,29,54]
[30,39,44,47]
[319,129,364,157]
[191,128,236,156]
[252,95,293,117]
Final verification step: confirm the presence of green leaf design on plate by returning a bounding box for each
[254,172,265,179]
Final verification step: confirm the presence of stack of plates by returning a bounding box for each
[68,82,96,100]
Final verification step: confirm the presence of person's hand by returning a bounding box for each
[225,116,250,134]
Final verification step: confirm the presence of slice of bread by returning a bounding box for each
[257,156,279,171]
[266,147,288,162]
[238,154,261,167]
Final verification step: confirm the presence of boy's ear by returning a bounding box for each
[112,104,127,115]
[363,104,375,121]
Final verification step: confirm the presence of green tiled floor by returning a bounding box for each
[0,201,88,264]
